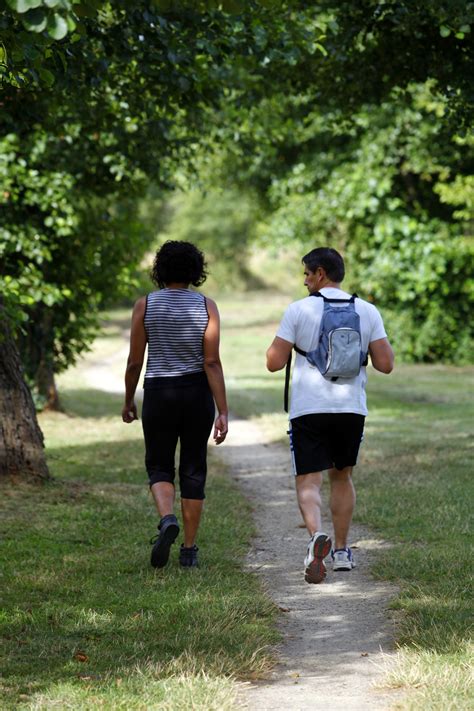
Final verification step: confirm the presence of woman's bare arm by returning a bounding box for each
[122,297,147,423]
[203,297,228,444]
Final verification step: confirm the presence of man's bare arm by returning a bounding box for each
[369,338,394,374]
[266,336,293,372]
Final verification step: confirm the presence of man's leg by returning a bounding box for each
[295,472,332,584]
[295,471,324,535]
[328,466,355,550]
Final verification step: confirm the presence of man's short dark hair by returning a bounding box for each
[151,240,208,289]
[302,247,345,282]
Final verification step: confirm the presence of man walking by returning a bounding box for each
[266,247,394,584]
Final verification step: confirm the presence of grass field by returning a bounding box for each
[1,290,472,710]
[0,365,278,709]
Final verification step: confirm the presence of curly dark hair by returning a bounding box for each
[151,240,208,289]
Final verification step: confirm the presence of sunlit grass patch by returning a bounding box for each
[384,645,473,711]
[18,668,238,711]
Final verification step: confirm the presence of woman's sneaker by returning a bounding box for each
[304,531,332,584]
[150,514,179,568]
[332,547,356,571]
[179,544,199,567]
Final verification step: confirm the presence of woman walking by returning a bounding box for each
[122,241,228,569]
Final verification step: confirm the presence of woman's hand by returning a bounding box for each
[213,413,228,444]
[122,401,138,423]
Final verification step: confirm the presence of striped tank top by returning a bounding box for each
[144,289,209,380]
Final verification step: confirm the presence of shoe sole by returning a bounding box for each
[304,535,332,584]
[151,523,179,568]
[179,560,199,568]
[333,562,355,571]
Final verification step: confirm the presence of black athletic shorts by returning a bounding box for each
[141,372,214,499]
[288,413,365,475]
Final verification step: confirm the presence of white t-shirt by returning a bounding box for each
[276,287,387,418]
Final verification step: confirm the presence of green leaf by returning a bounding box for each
[74,0,102,16]
[315,42,328,57]
[439,25,451,38]
[22,9,47,33]
[67,15,77,32]
[0,44,7,66]
[6,0,42,14]
[39,67,55,86]
[47,13,68,40]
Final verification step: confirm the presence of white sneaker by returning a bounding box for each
[304,531,332,584]
[332,547,356,571]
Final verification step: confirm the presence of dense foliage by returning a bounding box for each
[1,0,473,402]
[0,1,325,401]
[178,81,473,362]
[157,188,262,289]
[261,86,473,363]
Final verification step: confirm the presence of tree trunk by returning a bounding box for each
[0,306,50,480]
[36,356,60,411]
[16,306,60,410]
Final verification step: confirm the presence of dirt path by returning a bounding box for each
[214,417,399,711]
[82,349,398,710]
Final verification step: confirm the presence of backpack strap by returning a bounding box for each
[310,292,358,303]
[284,350,292,413]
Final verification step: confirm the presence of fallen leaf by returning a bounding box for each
[361,652,369,657]
[74,652,89,663]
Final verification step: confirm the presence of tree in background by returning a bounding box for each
[193,0,474,362]
[156,188,262,290]
[1,1,321,393]
[1,0,473,478]
[0,1,325,477]
[210,85,473,361]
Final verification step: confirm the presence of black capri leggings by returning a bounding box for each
[141,373,215,500]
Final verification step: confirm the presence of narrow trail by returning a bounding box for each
[213,418,399,711]
[82,346,399,710]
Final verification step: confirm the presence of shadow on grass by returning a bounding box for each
[226,384,461,422]
[46,438,145,485]
[59,389,124,419]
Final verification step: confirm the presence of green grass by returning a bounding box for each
[217,292,474,710]
[0,374,278,710]
[3,292,472,709]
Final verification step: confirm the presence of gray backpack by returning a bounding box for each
[284,293,368,412]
